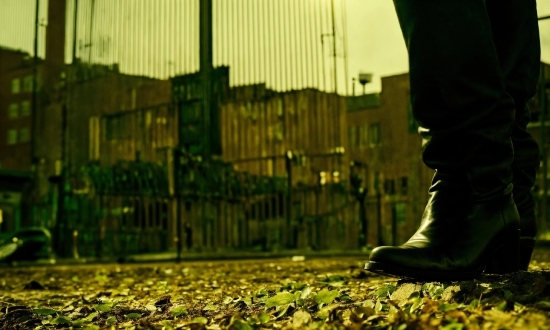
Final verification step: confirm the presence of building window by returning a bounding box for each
[7,129,17,145]
[369,123,381,147]
[8,103,19,118]
[393,202,407,224]
[348,126,357,148]
[276,98,283,117]
[275,122,284,141]
[11,78,20,94]
[359,125,368,148]
[19,127,29,142]
[89,116,100,160]
[20,101,30,116]
[401,176,408,195]
[105,115,131,140]
[384,178,395,195]
[23,75,33,92]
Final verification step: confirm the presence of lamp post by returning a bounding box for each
[350,161,368,249]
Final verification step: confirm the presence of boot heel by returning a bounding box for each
[485,229,520,274]
[519,237,535,271]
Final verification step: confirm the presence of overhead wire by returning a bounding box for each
[283,0,290,91]
[264,0,271,90]
[341,0,349,96]
[274,0,282,91]
[296,0,305,90]
[247,0,254,86]
[308,0,318,90]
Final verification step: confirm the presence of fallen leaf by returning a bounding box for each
[191,316,208,324]
[34,308,57,315]
[265,292,296,308]
[50,316,72,325]
[258,312,270,324]
[170,305,187,317]
[93,304,111,313]
[314,289,340,304]
[293,310,312,327]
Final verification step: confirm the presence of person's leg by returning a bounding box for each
[365,0,520,280]
[485,0,541,271]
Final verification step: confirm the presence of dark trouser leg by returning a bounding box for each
[365,1,524,280]
[486,0,540,229]
[486,0,541,270]
[392,0,515,198]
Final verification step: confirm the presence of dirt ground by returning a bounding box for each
[1,249,550,329]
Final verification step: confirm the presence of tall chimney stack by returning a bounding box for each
[45,0,67,67]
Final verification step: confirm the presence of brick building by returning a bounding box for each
[346,73,434,246]
[0,0,68,233]
[345,66,550,246]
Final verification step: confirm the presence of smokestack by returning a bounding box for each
[45,0,67,66]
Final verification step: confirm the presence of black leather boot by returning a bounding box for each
[366,184,520,281]
[381,0,538,280]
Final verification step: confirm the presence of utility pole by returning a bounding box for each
[330,0,338,94]
[285,151,293,248]
[31,0,40,166]
[200,0,213,158]
[72,0,78,62]
[199,0,213,250]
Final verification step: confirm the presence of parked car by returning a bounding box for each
[0,227,53,262]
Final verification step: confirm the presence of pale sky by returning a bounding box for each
[346,0,550,93]
[0,0,549,95]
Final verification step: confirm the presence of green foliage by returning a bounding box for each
[170,305,188,317]
[375,284,396,298]
[93,304,111,313]
[231,319,253,330]
[191,316,208,324]
[265,292,298,308]
[50,316,72,325]
[258,312,270,324]
[34,308,57,315]
[422,283,445,300]
[410,297,422,313]
[467,299,480,310]
[203,303,217,311]
[313,289,340,304]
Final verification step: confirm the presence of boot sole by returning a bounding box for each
[366,237,520,281]
[365,260,485,282]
